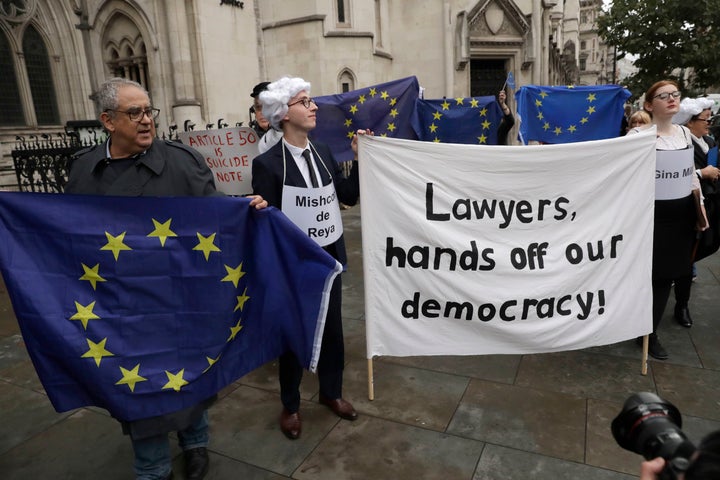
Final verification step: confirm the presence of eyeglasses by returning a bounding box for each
[652,91,681,101]
[287,97,316,109]
[695,117,711,123]
[106,107,160,122]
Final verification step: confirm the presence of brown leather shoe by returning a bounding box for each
[319,395,358,421]
[280,408,301,439]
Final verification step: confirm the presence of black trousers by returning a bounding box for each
[279,274,344,412]
[652,274,692,332]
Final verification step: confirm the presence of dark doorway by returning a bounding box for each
[470,59,507,97]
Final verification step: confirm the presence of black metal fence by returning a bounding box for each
[11,133,90,193]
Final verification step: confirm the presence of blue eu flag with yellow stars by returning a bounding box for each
[0,192,341,422]
[311,76,420,161]
[515,85,631,144]
[412,96,504,145]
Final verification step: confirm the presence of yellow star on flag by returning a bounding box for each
[221,263,245,287]
[568,125,578,133]
[580,117,589,124]
[478,134,487,144]
[481,120,491,130]
[587,106,596,115]
[429,123,438,133]
[147,218,177,247]
[554,126,563,135]
[587,93,597,102]
[116,364,147,392]
[344,118,353,127]
[369,87,377,97]
[470,98,479,108]
[69,300,100,329]
[358,94,366,104]
[203,355,221,373]
[193,232,221,261]
[381,91,389,100]
[433,138,441,143]
[346,131,355,139]
[455,97,464,105]
[479,108,488,117]
[101,232,131,261]
[432,111,442,120]
[537,112,544,120]
[389,108,398,118]
[535,99,543,107]
[387,122,396,132]
[380,133,387,137]
[389,97,397,106]
[441,100,450,110]
[80,263,106,290]
[543,122,551,131]
[81,337,114,366]
[234,287,250,312]
[349,104,358,114]
[227,319,243,341]
[162,369,189,392]
[539,91,549,98]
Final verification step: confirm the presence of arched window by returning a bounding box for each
[23,24,59,125]
[0,29,23,125]
[338,69,355,93]
[102,13,150,91]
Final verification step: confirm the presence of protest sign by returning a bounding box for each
[177,127,259,195]
[358,129,657,357]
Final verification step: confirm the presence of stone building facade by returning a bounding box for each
[1,0,611,187]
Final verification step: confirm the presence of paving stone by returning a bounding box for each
[295,415,484,480]
[448,379,586,462]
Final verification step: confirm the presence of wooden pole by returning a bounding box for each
[641,334,649,375]
[367,358,374,400]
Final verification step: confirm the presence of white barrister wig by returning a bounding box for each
[673,97,713,125]
[259,77,312,130]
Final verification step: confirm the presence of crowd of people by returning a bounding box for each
[54,74,720,479]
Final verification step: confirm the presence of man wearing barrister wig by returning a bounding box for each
[252,76,370,439]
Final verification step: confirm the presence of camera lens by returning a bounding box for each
[612,392,695,464]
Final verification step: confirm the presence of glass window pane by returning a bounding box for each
[0,30,24,126]
[23,25,59,125]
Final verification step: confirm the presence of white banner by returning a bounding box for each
[359,128,657,357]
[177,127,259,195]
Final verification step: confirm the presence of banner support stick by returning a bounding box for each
[368,358,375,400]
[641,335,648,375]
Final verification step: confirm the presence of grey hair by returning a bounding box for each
[96,77,147,114]
[259,76,312,130]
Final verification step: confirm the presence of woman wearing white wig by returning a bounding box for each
[671,97,720,326]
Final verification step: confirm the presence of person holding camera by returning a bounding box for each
[639,431,720,479]
[614,392,720,480]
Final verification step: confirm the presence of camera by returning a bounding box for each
[612,392,696,480]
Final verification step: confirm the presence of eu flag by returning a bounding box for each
[412,96,504,145]
[0,192,341,422]
[311,76,420,161]
[515,85,631,144]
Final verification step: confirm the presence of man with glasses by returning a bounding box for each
[252,76,367,440]
[66,77,267,480]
